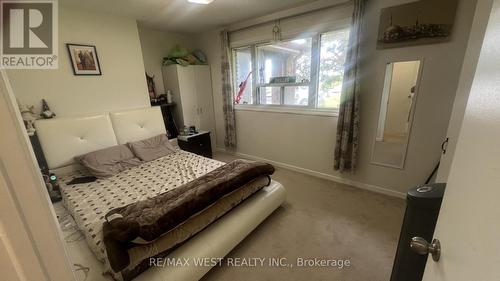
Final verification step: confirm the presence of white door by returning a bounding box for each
[0,70,75,281]
[422,1,500,280]
[193,65,216,147]
[435,0,493,182]
[177,65,199,128]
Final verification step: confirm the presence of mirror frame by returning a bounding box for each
[370,58,425,169]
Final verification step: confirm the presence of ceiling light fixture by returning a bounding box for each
[187,0,214,4]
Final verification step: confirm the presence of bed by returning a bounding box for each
[35,107,286,281]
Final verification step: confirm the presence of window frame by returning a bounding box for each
[232,46,254,105]
[231,27,349,114]
[254,36,316,108]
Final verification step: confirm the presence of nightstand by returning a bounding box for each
[177,131,212,158]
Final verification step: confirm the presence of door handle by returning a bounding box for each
[410,237,441,262]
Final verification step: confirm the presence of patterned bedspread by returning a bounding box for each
[59,150,224,263]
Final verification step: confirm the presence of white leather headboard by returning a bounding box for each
[35,107,168,171]
[35,114,118,169]
[110,107,166,144]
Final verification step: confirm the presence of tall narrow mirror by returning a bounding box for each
[372,60,422,169]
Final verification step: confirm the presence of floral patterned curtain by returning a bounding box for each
[334,0,366,172]
[220,30,237,149]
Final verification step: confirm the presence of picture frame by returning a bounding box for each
[377,0,458,49]
[66,44,102,75]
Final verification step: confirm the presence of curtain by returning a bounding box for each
[334,0,366,172]
[220,30,237,149]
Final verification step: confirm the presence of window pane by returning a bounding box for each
[318,29,350,108]
[284,86,309,106]
[233,47,253,104]
[257,38,312,84]
[259,87,281,105]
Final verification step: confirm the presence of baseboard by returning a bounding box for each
[215,147,406,199]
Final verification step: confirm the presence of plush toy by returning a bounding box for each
[19,104,37,136]
[169,44,190,58]
[192,49,207,64]
[162,45,207,66]
[40,99,56,119]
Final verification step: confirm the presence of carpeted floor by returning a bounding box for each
[56,151,405,281]
[201,152,405,281]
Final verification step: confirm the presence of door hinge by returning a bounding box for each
[441,137,449,154]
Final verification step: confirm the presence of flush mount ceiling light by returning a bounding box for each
[187,0,214,4]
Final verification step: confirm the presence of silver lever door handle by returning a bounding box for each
[410,237,441,262]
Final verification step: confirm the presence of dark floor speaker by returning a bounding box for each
[390,183,446,281]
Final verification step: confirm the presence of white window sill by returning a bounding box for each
[234,104,338,117]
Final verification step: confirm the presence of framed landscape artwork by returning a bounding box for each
[67,44,102,75]
[377,0,458,49]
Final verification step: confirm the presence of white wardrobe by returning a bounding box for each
[162,64,216,146]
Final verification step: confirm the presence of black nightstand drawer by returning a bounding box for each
[178,132,212,158]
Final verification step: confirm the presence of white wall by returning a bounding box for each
[7,6,150,116]
[138,26,194,95]
[197,0,477,194]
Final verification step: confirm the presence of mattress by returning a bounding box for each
[119,176,270,281]
[60,150,264,277]
[60,150,274,280]
[60,150,222,260]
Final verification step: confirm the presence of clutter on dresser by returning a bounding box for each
[162,45,208,66]
[150,93,167,105]
[19,103,37,136]
[177,131,212,158]
[179,125,198,136]
[43,172,62,202]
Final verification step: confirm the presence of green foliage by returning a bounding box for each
[319,31,349,92]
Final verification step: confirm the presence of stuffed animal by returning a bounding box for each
[19,104,37,136]
[162,45,207,66]
[40,99,56,119]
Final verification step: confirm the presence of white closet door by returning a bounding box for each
[177,66,199,128]
[194,66,216,139]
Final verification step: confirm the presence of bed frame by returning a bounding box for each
[34,107,286,281]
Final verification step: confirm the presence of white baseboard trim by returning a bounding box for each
[215,147,406,199]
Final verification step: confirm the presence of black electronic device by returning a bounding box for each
[43,173,62,202]
[67,176,98,185]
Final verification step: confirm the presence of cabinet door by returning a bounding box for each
[177,66,199,128]
[193,66,216,134]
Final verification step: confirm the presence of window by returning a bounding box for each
[257,38,312,106]
[233,47,253,104]
[232,28,350,111]
[318,29,350,108]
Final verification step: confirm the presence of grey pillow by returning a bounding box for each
[128,134,176,162]
[75,145,142,178]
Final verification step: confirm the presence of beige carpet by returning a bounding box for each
[201,152,405,281]
[56,151,405,281]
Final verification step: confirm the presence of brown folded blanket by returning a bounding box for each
[103,159,274,272]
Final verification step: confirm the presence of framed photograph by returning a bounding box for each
[377,0,458,49]
[66,44,102,75]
